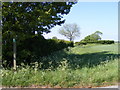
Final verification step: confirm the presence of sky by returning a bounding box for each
[43,2,118,42]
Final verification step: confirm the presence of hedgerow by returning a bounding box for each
[75,40,114,46]
[3,35,73,68]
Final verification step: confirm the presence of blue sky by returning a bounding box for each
[43,2,118,42]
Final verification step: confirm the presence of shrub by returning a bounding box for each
[97,40,114,44]
[75,41,87,45]
[2,36,74,68]
[46,39,73,52]
[21,38,74,65]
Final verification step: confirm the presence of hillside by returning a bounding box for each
[2,43,119,88]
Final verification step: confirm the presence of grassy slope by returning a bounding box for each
[1,44,119,88]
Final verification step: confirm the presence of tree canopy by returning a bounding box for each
[81,31,103,42]
[2,2,76,38]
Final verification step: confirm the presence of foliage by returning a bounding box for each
[3,37,74,68]
[2,2,76,35]
[76,30,113,46]
[75,40,114,46]
[45,39,74,55]
[2,44,118,88]
[96,40,115,44]
[2,2,76,67]
[75,41,87,45]
[59,23,80,41]
[81,31,103,42]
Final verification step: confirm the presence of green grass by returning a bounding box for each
[1,43,119,88]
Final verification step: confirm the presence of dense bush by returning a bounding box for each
[75,40,114,46]
[97,40,114,44]
[75,41,87,45]
[46,39,73,54]
[2,35,74,68]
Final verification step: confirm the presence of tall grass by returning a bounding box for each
[1,44,119,88]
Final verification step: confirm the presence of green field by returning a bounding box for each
[1,43,119,88]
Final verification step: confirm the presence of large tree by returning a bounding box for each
[2,2,77,67]
[59,23,80,41]
[2,2,77,38]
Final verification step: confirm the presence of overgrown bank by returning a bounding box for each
[1,44,118,88]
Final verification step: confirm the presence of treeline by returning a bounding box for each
[3,35,73,68]
[75,40,114,45]
[75,31,114,45]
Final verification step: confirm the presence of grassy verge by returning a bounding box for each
[1,44,119,88]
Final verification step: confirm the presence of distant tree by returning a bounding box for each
[52,36,57,39]
[93,31,103,40]
[82,31,103,42]
[59,23,80,41]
